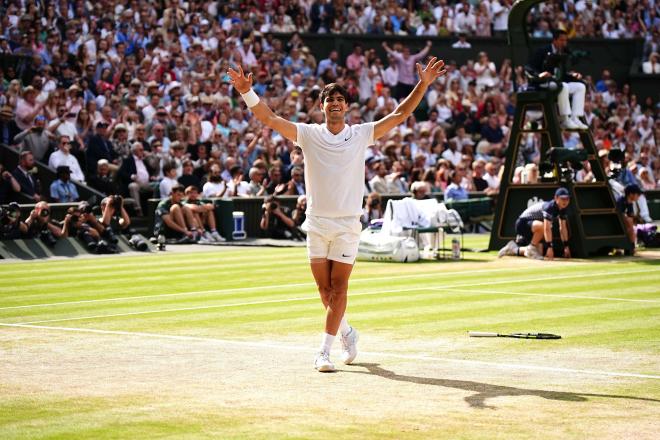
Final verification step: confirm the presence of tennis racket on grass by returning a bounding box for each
[468,331,561,339]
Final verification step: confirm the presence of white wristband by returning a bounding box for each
[241,89,259,108]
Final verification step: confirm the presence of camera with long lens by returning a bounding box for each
[546,147,588,183]
[40,208,50,218]
[79,201,93,215]
[128,234,148,251]
[0,203,20,226]
[606,148,624,180]
[110,195,124,212]
[40,229,58,247]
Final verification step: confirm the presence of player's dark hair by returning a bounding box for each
[320,83,349,105]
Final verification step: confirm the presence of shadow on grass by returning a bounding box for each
[346,363,660,409]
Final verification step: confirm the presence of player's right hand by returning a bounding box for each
[545,247,554,260]
[227,65,252,94]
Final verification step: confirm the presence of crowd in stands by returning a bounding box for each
[0,1,658,243]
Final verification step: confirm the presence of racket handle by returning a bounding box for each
[468,331,499,337]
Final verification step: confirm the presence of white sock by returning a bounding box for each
[320,332,335,354]
[340,317,351,337]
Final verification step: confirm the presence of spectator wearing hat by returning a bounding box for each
[13,114,55,162]
[111,123,131,160]
[50,165,79,203]
[86,121,119,176]
[48,135,86,183]
[498,187,572,260]
[617,184,644,254]
[88,159,118,196]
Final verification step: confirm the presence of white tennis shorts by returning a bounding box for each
[302,214,362,265]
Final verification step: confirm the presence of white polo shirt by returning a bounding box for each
[296,122,375,218]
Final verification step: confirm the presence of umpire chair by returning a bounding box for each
[488,0,632,257]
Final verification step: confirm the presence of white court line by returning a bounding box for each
[449,288,660,303]
[9,268,658,325]
[1,322,658,380]
[0,266,547,311]
[2,265,656,312]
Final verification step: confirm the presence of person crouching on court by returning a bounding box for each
[498,187,572,260]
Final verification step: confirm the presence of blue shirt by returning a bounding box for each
[519,200,567,222]
[616,195,633,217]
[444,183,469,201]
[50,179,79,203]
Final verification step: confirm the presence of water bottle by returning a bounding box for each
[157,234,166,251]
[451,238,460,260]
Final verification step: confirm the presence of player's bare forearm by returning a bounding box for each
[559,220,569,242]
[395,81,428,121]
[544,220,553,243]
[250,101,297,142]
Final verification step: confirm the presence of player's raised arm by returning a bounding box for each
[227,65,297,143]
[374,56,447,140]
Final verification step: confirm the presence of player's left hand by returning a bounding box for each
[417,57,447,87]
[563,247,571,259]
[227,65,252,94]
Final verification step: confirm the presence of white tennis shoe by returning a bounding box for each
[524,245,544,260]
[211,231,226,242]
[314,351,335,372]
[340,327,359,365]
[498,240,518,258]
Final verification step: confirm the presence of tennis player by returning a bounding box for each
[228,55,447,372]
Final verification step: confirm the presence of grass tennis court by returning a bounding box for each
[1,236,659,439]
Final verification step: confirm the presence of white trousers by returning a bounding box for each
[557,81,585,117]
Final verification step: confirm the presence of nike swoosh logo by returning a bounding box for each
[342,254,351,258]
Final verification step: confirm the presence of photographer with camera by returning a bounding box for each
[259,195,298,239]
[61,203,114,253]
[0,202,27,240]
[498,187,572,260]
[24,201,63,247]
[361,192,383,228]
[0,163,21,204]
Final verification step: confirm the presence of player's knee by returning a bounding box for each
[318,285,333,300]
[329,279,348,296]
